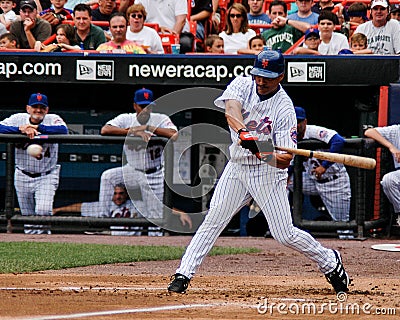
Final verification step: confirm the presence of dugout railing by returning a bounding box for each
[292,138,389,239]
[0,134,173,234]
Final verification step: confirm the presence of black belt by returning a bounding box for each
[21,169,51,178]
[136,165,163,174]
[316,174,339,184]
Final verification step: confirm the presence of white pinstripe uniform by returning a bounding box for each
[99,113,177,220]
[375,125,400,213]
[175,76,338,279]
[0,113,67,234]
[288,125,351,222]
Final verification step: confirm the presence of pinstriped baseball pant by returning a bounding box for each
[176,162,337,278]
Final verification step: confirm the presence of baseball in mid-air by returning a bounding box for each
[27,144,43,158]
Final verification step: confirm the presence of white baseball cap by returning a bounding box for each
[371,0,388,9]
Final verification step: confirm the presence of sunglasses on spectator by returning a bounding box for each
[229,14,243,18]
[130,13,143,19]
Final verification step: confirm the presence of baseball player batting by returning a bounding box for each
[168,50,350,294]
[0,93,68,234]
[99,88,178,235]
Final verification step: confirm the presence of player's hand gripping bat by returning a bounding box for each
[238,134,376,170]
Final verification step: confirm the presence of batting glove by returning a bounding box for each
[238,128,259,154]
[255,138,274,162]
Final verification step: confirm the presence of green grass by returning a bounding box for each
[0,242,260,274]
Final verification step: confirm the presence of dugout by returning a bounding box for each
[0,52,398,236]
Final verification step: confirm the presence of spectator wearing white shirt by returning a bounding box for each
[318,10,349,55]
[125,3,164,54]
[219,2,256,54]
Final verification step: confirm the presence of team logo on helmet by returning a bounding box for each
[262,59,269,69]
[37,94,43,101]
[144,92,149,100]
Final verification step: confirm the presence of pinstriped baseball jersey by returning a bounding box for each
[215,76,297,166]
[302,125,347,178]
[106,113,177,170]
[376,124,400,169]
[0,113,66,173]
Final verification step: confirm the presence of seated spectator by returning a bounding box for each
[350,32,372,54]
[73,3,106,50]
[91,0,118,40]
[219,2,256,54]
[96,11,145,53]
[247,0,271,34]
[10,0,51,49]
[0,0,18,30]
[35,23,81,51]
[125,3,164,54]
[39,0,73,33]
[287,0,319,25]
[390,4,400,22]
[292,26,321,55]
[311,0,343,24]
[317,10,349,54]
[63,0,86,11]
[342,2,368,38]
[261,0,311,53]
[237,34,265,54]
[135,0,194,54]
[189,0,212,42]
[355,0,400,55]
[204,33,224,53]
[0,32,19,48]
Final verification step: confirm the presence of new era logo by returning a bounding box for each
[76,60,114,81]
[287,62,325,83]
[289,66,304,78]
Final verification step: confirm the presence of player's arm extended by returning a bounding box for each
[270,152,293,169]
[225,99,246,132]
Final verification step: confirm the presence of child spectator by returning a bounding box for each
[342,2,368,38]
[0,0,18,29]
[204,34,224,53]
[39,0,73,33]
[350,32,373,54]
[292,27,321,55]
[0,32,19,48]
[237,34,265,54]
[35,24,81,51]
[318,10,349,54]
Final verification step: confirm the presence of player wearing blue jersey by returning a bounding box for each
[168,50,350,295]
[0,93,68,234]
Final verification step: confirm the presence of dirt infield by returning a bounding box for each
[0,234,399,319]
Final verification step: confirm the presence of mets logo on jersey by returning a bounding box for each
[290,126,297,143]
[319,130,328,139]
[262,59,269,69]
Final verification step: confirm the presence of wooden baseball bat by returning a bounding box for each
[276,146,376,170]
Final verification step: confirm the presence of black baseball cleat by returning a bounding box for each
[325,250,350,293]
[167,273,190,293]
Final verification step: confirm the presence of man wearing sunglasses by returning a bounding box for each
[125,3,164,53]
[354,0,400,54]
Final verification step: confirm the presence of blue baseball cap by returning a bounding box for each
[295,106,306,120]
[304,27,319,40]
[28,93,48,107]
[250,50,285,79]
[338,49,354,55]
[134,88,154,105]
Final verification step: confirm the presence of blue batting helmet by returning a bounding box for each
[250,50,285,79]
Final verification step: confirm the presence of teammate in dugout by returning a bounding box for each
[168,49,350,294]
[365,125,400,227]
[0,93,68,234]
[99,88,179,235]
[287,106,352,238]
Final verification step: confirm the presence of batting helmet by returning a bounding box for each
[250,50,285,79]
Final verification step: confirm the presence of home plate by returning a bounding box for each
[371,244,400,252]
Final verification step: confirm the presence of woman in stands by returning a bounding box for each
[218,2,256,54]
[125,3,164,54]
